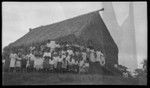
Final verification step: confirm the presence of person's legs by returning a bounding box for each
[21,65,25,72]
[15,67,18,72]
[9,67,14,72]
[27,67,29,72]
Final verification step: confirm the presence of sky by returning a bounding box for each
[2,2,147,69]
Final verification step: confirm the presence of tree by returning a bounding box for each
[141,59,147,72]
[134,59,147,85]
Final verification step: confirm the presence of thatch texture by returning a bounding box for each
[7,10,118,68]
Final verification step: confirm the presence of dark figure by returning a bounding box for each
[21,55,27,72]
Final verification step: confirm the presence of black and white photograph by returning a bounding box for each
[2,2,147,85]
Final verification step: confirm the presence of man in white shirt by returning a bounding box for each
[9,53,17,72]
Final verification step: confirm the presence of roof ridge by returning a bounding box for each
[32,8,104,30]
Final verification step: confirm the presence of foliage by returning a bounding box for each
[133,59,147,85]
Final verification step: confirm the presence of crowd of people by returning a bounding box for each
[3,40,106,74]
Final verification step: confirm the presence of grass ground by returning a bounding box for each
[2,72,140,85]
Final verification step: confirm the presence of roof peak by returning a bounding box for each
[36,8,104,28]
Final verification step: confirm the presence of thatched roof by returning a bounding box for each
[8,9,119,67]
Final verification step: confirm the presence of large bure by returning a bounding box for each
[6,9,119,72]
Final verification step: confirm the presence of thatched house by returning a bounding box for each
[4,9,119,74]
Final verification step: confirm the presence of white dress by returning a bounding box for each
[9,54,17,67]
[90,50,96,62]
[34,57,44,69]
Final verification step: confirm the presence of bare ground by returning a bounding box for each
[2,72,140,85]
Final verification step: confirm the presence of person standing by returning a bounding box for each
[61,58,67,73]
[89,49,96,74]
[82,51,87,62]
[79,58,85,74]
[26,54,30,72]
[66,54,71,72]
[96,50,105,66]
[53,51,59,73]
[34,55,44,72]
[57,54,63,73]
[2,59,5,67]
[47,41,57,52]
[49,58,55,73]
[28,52,36,72]
[21,54,27,72]
[43,49,51,72]
[82,60,89,74]
[9,53,17,72]
[70,58,75,73]
[100,53,105,66]
[15,54,22,72]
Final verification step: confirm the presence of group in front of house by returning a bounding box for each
[3,40,106,74]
